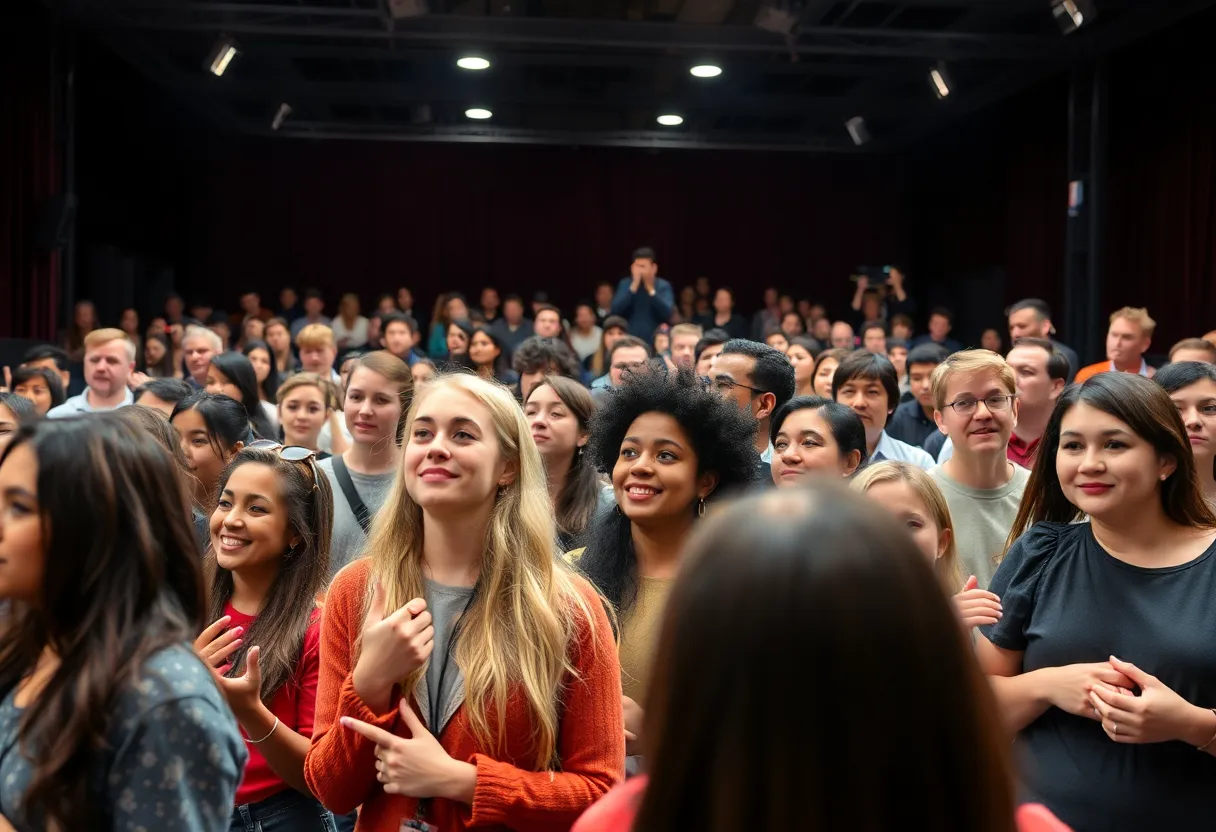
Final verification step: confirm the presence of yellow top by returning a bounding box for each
[619,576,675,705]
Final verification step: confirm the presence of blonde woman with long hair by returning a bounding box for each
[853,461,1003,631]
[304,373,624,832]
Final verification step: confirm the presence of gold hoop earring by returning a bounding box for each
[697,498,706,518]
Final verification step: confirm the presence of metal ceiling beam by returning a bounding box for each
[270,120,858,152]
[85,3,1066,60]
[202,39,921,76]
[163,77,924,117]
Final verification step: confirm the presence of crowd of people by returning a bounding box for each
[0,245,1215,832]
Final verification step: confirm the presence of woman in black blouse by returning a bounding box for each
[978,372,1216,831]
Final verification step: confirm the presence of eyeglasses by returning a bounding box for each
[700,375,768,397]
[612,361,648,373]
[246,440,320,491]
[943,394,1016,416]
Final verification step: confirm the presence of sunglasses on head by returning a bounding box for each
[246,440,320,491]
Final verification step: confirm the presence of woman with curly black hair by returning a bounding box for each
[577,366,759,764]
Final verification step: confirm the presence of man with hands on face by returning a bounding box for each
[610,247,674,344]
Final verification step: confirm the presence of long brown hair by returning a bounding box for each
[636,483,1017,832]
[205,447,333,701]
[526,375,600,541]
[0,416,206,830]
[1005,372,1216,554]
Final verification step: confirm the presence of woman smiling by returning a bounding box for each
[577,367,758,764]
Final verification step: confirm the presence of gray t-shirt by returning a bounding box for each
[0,644,245,831]
[318,456,396,576]
[927,462,1030,590]
[422,578,476,737]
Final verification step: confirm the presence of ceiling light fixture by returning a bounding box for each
[844,116,870,146]
[205,36,239,77]
[271,103,292,131]
[1052,0,1094,34]
[657,114,684,126]
[457,56,491,71]
[465,108,493,119]
[928,63,952,99]
[690,64,722,78]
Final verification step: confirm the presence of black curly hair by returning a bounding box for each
[578,366,760,612]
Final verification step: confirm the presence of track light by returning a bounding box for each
[457,56,491,71]
[465,108,493,120]
[271,103,292,131]
[928,63,952,99]
[844,116,870,146]
[1052,0,1094,34]
[657,114,684,126]
[690,65,722,78]
[206,36,239,77]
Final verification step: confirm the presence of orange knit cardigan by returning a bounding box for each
[304,558,625,831]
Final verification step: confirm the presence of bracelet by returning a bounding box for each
[246,717,279,744]
[1197,709,1216,751]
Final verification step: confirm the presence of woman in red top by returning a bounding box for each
[573,483,1070,832]
[304,372,624,832]
[194,441,336,831]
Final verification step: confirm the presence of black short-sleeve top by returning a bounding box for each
[981,521,1216,831]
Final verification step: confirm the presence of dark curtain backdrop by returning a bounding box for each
[0,4,61,340]
[61,9,1214,346]
[174,139,907,321]
[1104,10,1216,347]
[904,81,1068,348]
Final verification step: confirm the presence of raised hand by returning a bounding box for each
[194,616,243,671]
[953,575,1002,629]
[352,582,434,711]
[622,695,643,756]
[212,645,264,721]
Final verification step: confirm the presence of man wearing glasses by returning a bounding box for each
[708,340,795,482]
[927,349,1030,590]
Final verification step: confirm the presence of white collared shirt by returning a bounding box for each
[1110,359,1151,377]
[871,430,934,470]
[760,441,774,464]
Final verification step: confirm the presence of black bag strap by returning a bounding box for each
[332,455,372,535]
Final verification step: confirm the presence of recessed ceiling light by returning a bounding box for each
[657,114,684,126]
[465,108,493,119]
[690,65,722,78]
[457,56,491,71]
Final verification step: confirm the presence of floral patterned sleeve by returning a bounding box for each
[105,695,244,831]
[104,652,247,832]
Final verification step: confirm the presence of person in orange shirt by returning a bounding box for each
[304,373,623,832]
[1073,306,1156,383]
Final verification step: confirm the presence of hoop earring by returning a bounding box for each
[697,498,706,518]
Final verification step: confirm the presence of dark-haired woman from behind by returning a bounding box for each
[572,483,1068,832]
[524,376,606,551]
[207,352,276,439]
[978,372,1216,831]
[193,443,336,830]
[769,396,867,486]
[0,417,245,830]
[577,367,758,762]
[1156,361,1216,506]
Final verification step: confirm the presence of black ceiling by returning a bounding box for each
[53,0,1216,151]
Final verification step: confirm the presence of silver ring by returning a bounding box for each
[1112,722,1118,735]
